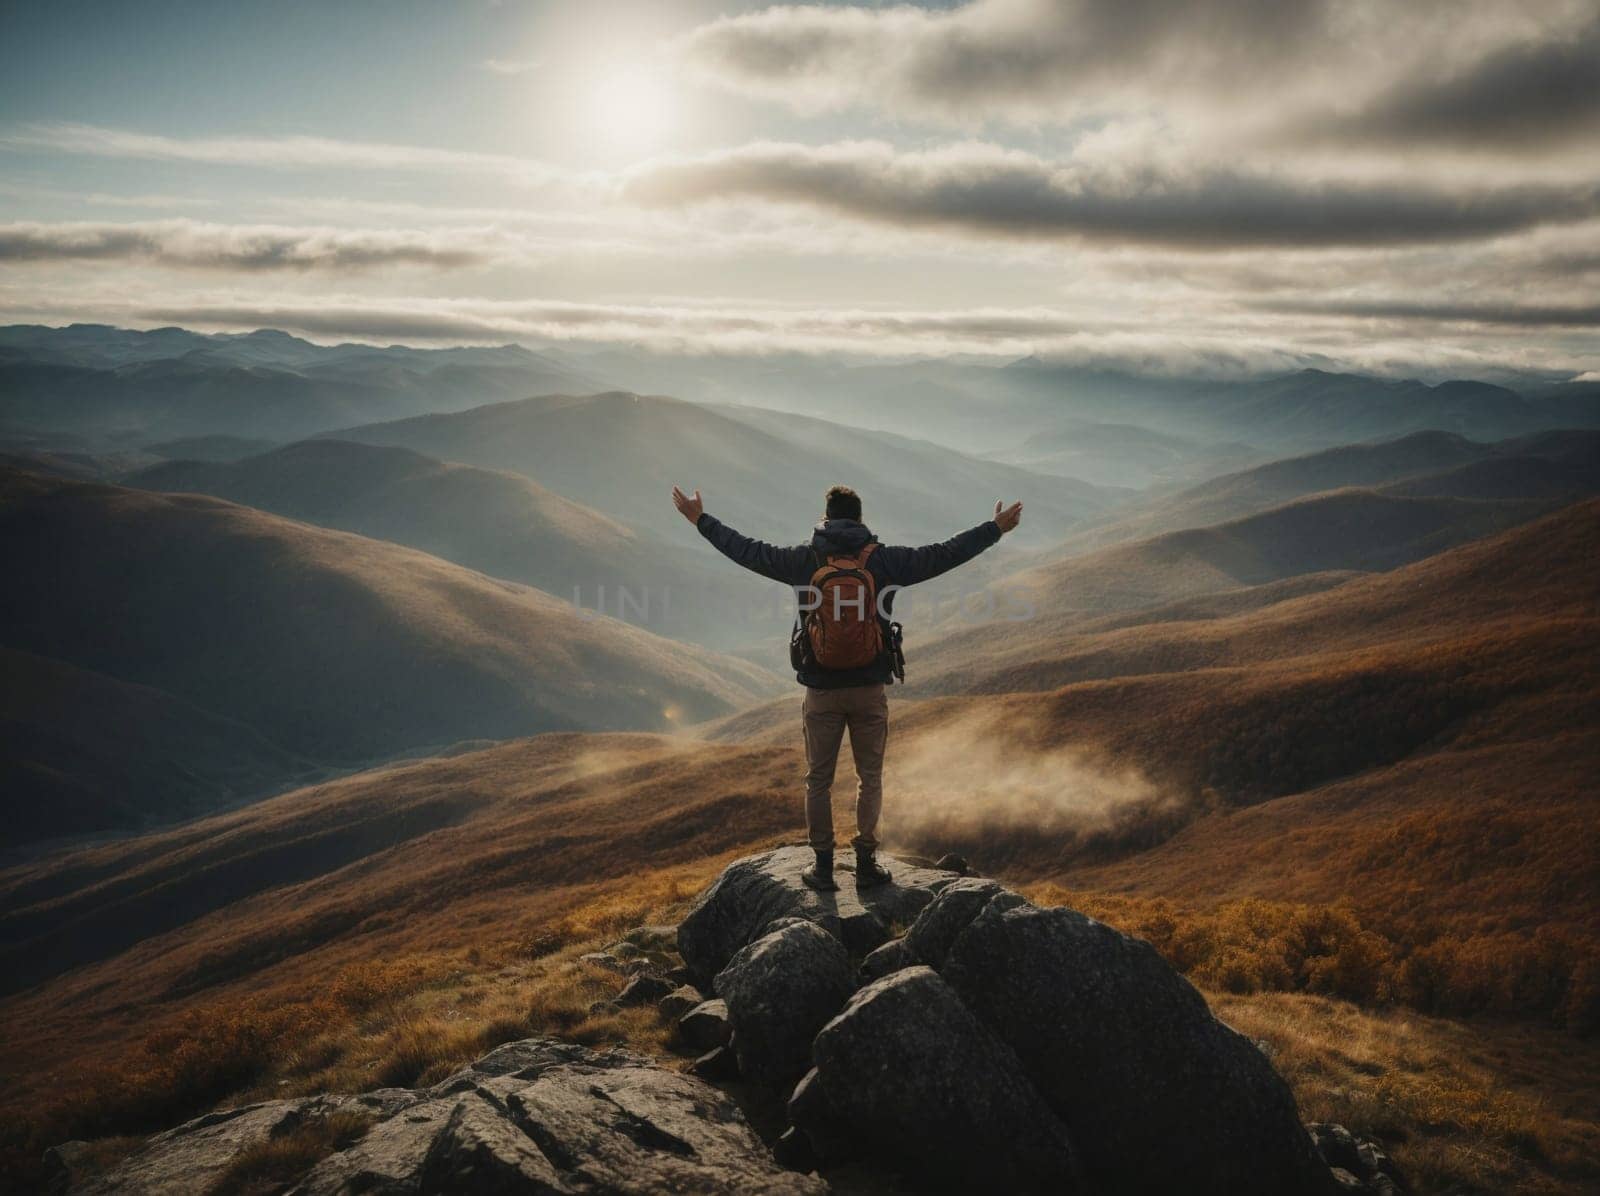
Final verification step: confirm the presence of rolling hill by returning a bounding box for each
[0,466,779,842]
[0,503,1593,1194]
[122,440,737,647]
[322,390,1118,546]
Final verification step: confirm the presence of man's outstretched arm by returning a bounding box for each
[876,500,1023,586]
[671,486,811,584]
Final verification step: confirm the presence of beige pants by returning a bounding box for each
[802,683,888,852]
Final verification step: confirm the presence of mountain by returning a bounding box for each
[0,467,779,841]
[992,420,1262,488]
[123,440,734,646]
[1039,429,1600,556]
[0,325,606,447]
[324,390,1119,546]
[996,362,1600,451]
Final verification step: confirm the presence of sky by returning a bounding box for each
[1,0,1597,379]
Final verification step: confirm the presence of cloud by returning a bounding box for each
[1260,298,1600,328]
[1309,19,1600,150]
[0,122,583,186]
[623,140,1600,248]
[0,220,500,271]
[481,57,540,75]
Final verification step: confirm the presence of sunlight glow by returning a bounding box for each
[578,58,680,160]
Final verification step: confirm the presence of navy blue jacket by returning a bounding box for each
[696,513,1002,687]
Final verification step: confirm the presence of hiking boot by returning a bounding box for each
[801,849,839,892]
[855,847,892,889]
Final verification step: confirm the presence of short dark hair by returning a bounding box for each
[825,485,862,521]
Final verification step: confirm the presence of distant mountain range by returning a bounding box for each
[0,324,603,447]
[4,325,1595,475]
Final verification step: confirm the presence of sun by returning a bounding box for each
[581,58,680,160]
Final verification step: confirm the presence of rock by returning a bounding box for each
[934,852,971,874]
[664,964,695,986]
[785,1069,854,1166]
[690,1044,742,1081]
[902,876,1026,969]
[658,984,703,1021]
[800,966,1081,1191]
[857,936,917,983]
[587,999,622,1017]
[579,951,626,974]
[67,1094,415,1196]
[615,973,675,1007]
[677,845,959,984]
[1308,1124,1408,1195]
[678,998,733,1050]
[942,901,1337,1195]
[772,1126,817,1174]
[73,1038,819,1196]
[714,919,854,1085]
[293,1091,555,1195]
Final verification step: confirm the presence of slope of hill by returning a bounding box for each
[123,441,735,646]
[0,467,778,840]
[0,648,314,851]
[324,391,1117,546]
[1047,429,1600,555]
[1,506,1594,1194]
[993,420,1262,487]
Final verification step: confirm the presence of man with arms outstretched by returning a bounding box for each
[671,483,1022,891]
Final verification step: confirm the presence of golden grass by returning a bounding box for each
[1213,992,1600,1196]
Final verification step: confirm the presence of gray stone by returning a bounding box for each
[690,1044,741,1081]
[677,845,959,984]
[943,901,1338,1196]
[857,936,918,983]
[933,852,971,874]
[800,966,1081,1191]
[579,951,626,974]
[903,876,1026,969]
[784,1069,854,1166]
[678,998,733,1050]
[71,1038,819,1196]
[68,1096,391,1196]
[657,984,702,1021]
[1308,1124,1408,1195]
[714,919,854,1085]
[615,973,675,1007]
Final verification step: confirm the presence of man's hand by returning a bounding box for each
[993,500,1023,534]
[671,485,704,524]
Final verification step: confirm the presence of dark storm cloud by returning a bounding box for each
[1313,19,1600,150]
[0,220,492,271]
[623,142,1600,248]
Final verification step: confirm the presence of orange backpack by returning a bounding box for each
[803,544,884,670]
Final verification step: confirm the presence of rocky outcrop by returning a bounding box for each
[800,966,1082,1191]
[62,1039,823,1195]
[714,918,854,1085]
[676,846,961,985]
[940,901,1337,1195]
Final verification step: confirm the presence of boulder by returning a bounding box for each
[857,936,917,983]
[1308,1123,1408,1195]
[678,845,960,984]
[902,877,1026,969]
[68,1038,821,1196]
[690,1044,742,1081]
[615,973,674,1007]
[942,902,1337,1196]
[678,998,733,1050]
[714,919,854,1085]
[657,984,703,1021]
[799,966,1081,1191]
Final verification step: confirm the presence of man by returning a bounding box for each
[671,482,1022,892]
